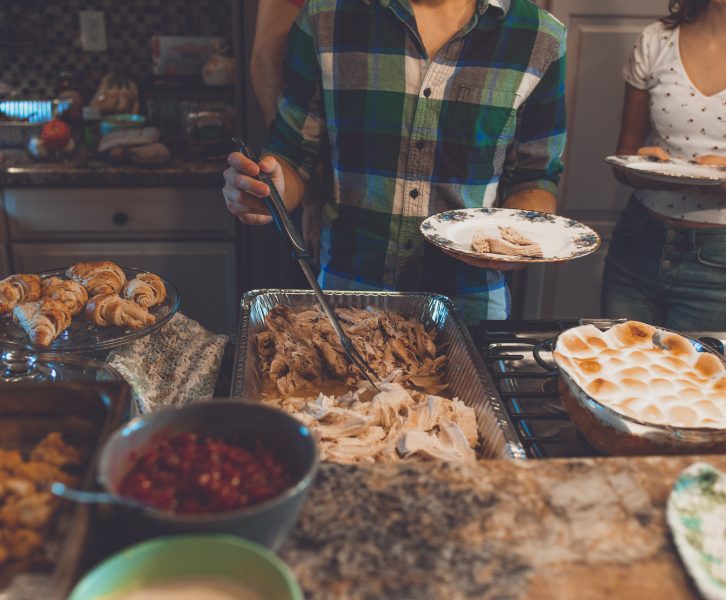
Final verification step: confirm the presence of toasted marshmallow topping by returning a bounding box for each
[555,321,726,428]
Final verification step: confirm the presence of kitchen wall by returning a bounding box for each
[0,0,234,97]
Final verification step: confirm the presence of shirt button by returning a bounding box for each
[666,229,676,242]
[409,189,419,199]
[415,140,425,150]
[662,260,672,269]
[423,88,432,98]
[404,240,413,250]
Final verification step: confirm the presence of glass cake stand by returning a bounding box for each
[0,266,181,382]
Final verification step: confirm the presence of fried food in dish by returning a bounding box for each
[122,272,167,308]
[0,274,42,315]
[256,305,446,397]
[41,276,88,316]
[472,226,543,258]
[30,432,83,469]
[263,382,479,464]
[554,321,726,428]
[66,261,127,296]
[85,293,156,330]
[12,298,72,347]
[0,433,82,567]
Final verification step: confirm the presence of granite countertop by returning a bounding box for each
[278,455,722,600]
[0,152,225,187]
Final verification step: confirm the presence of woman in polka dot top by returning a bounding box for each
[603,0,726,330]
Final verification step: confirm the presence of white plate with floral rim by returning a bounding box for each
[419,208,601,264]
[668,462,726,600]
[605,155,726,186]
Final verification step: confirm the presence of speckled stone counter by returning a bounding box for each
[0,157,224,187]
[279,455,726,600]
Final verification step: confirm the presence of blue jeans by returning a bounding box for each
[602,198,726,331]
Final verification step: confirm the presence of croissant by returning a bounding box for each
[13,298,72,347]
[0,274,42,315]
[85,293,156,330]
[122,273,167,308]
[66,261,127,296]
[41,276,89,316]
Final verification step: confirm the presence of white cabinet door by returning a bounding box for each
[12,241,238,337]
[521,0,665,319]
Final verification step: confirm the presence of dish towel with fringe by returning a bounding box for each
[107,312,228,414]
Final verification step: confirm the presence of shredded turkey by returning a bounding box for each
[262,381,479,464]
[256,305,447,397]
[472,225,544,258]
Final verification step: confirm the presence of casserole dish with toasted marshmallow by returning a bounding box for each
[551,320,726,455]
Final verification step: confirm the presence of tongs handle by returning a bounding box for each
[233,137,309,259]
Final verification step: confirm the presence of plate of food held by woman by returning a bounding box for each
[605,154,726,187]
[420,208,601,268]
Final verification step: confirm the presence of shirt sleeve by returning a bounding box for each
[262,4,323,182]
[622,23,660,90]
[499,32,567,200]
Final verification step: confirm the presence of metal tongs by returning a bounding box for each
[233,138,381,390]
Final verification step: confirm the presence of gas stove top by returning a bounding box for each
[468,320,726,459]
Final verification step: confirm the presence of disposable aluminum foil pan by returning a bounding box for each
[231,289,526,460]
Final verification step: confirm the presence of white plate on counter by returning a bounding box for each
[605,155,726,186]
[420,208,601,265]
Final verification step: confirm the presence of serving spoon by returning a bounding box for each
[50,481,146,511]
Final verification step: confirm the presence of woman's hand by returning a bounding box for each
[694,154,726,167]
[442,249,527,271]
[636,146,670,161]
[223,152,286,225]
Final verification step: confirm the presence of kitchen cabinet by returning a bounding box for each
[520,0,666,319]
[2,187,238,336]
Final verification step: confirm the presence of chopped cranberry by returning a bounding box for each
[118,432,291,514]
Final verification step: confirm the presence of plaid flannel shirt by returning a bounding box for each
[264,0,566,323]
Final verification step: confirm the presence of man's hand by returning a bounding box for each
[442,250,528,271]
[222,153,285,225]
[501,188,557,214]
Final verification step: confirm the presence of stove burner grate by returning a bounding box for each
[470,320,599,459]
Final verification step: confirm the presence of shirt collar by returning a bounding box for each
[365,0,511,18]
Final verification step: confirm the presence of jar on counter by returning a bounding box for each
[57,70,83,121]
[82,105,102,149]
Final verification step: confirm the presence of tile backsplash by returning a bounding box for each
[0,0,234,98]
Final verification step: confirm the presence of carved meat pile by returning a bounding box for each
[472,226,543,258]
[256,305,447,397]
[264,382,478,464]
[256,305,480,464]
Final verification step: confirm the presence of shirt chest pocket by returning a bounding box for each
[439,85,520,166]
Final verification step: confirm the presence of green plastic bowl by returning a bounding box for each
[68,534,304,600]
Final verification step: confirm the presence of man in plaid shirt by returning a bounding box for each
[225,0,566,324]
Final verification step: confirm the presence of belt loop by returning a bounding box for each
[689,230,697,252]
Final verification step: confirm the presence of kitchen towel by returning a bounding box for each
[107,312,228,413]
